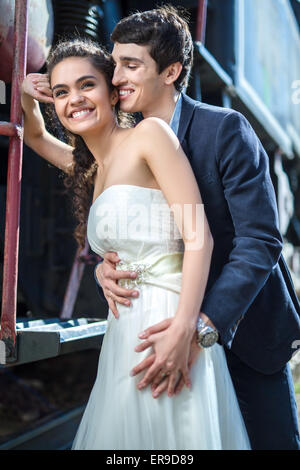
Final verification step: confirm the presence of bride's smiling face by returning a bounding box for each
[50,57,118,136]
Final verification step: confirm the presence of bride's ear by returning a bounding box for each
[111,89,119,107]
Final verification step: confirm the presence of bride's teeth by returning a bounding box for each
[72,109,91,118]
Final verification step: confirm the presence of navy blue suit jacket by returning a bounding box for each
[94,94,300,375]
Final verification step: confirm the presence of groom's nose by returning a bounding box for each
[112,64,126,86]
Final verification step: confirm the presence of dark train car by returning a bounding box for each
[0,0,299,449]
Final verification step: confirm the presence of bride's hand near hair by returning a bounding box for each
[21,74,74,174]
[21,73,54,104]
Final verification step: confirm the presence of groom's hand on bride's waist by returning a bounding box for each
[95,251,140,319]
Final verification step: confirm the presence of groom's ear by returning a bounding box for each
[163,62,183,86]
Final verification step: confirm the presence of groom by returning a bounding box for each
[94,6,300,449]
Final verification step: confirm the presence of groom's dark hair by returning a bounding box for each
[111,5,193,92]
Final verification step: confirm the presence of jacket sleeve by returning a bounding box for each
[201,111,283,347]
[94,260,108,303]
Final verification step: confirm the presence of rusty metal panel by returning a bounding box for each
[0,0,54,83]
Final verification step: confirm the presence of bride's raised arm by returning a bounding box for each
[134,116,214,395]
[21,73,74,174]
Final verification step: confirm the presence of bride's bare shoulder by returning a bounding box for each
[135,116,171,133]
[132,117,179,148]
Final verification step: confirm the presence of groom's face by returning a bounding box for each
[112,43,166,115]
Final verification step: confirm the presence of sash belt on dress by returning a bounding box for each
[116,252,183,294]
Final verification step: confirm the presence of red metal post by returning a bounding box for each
[196,0,208,44]
[0,0,28,357]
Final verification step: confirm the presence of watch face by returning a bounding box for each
[201,330,218,348]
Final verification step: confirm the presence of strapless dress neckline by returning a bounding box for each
[92,184,163,208]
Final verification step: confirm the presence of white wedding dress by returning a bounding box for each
[72,184,251,450]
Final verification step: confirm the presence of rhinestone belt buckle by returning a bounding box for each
[117,260,151,289]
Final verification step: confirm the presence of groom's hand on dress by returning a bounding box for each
[133,324,201,398]
[131,318,173,375]
[131,318,200,397]
[96,251,140,318]
[164,331,201,397]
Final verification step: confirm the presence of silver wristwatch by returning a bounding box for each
[196,317,219,348]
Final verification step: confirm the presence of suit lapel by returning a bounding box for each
[177,94,197,145]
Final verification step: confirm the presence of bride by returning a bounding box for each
[21,38,251,450]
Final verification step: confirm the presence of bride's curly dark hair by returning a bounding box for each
[45,38,132,249]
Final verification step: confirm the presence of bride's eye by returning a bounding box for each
[82,81,94,88]
[54,89,67,97]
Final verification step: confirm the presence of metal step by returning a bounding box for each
[1,318,107,366]
[0,406,85,450]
